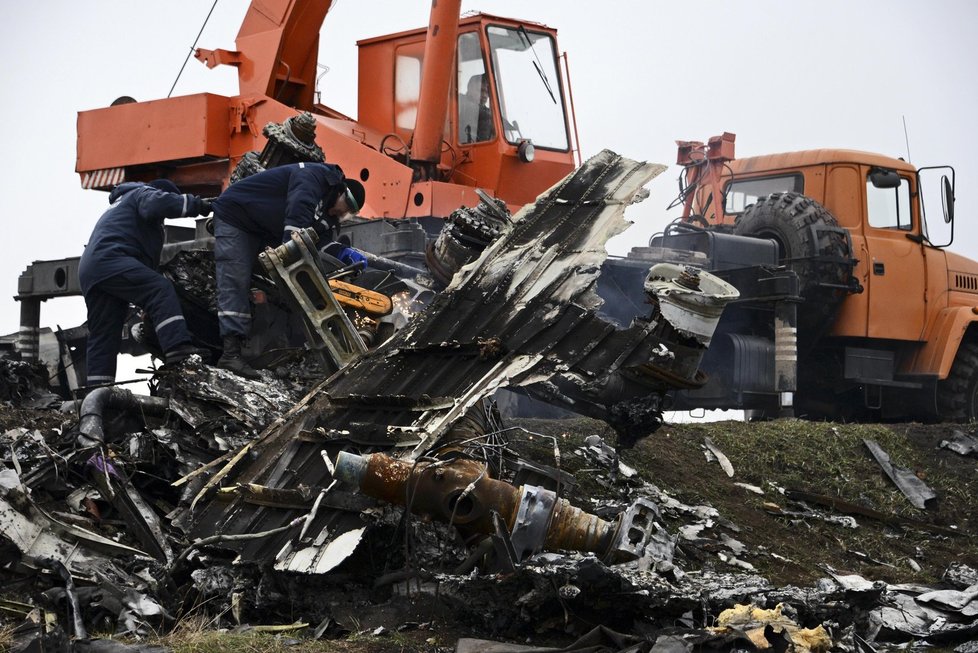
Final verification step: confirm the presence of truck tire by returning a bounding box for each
[938,341,978,422]
[733,192,852,335]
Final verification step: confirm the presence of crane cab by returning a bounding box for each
[356,14,577,207]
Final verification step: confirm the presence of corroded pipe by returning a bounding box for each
[334,451,617,558]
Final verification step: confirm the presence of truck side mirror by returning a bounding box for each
[869,168,902,189]
[942,175,954,223]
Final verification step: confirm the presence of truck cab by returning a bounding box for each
[647,135,974,421]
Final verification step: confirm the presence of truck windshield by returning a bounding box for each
[724,175,803,214]
[486,25,568,151]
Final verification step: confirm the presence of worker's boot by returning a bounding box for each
[163,342,210,366]
[217,335,261,380]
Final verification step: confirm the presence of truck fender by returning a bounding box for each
[909,306,978,378]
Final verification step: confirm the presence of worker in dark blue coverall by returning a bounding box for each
[78,179,211,388]
[211,162,367,378]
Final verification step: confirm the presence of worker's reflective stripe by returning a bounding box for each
[87,375,115,383]
[155,315,186,332]
[298,162,305,168]
[181,194,189,216]
[218,311,251,318]
[284,225,301,233]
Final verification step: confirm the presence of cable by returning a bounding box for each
[168,0,220,99]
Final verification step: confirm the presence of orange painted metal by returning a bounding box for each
[411,0,463,166]
[356,13,575,202]
[76,94,230,179]
[77,4,574,217]
[227,0,333,110]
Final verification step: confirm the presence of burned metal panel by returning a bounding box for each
[189,151,671,569]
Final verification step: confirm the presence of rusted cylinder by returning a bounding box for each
[336,452,520,533]
[335,452,618,557]
[544,499,614,554]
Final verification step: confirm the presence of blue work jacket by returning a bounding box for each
[212,162,346,244]
[79,183,206,293]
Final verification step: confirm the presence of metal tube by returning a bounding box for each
[335,451,620,559]
[78,387,170,444]
[410,0,463,166]
[774,300,798,416]
[16,298,41,362]
[361,251,427,278]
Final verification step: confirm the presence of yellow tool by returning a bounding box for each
[328,279,393,316]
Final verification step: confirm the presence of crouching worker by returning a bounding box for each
[211,162,366,379]
[78,179,212,388]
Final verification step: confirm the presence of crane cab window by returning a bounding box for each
[724,175,803,214]
[866,173,912,230]
[457,32,495,144]
[486,25,568,151]
[395,43,424,130]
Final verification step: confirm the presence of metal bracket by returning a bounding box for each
[606,497,668,563]
[259,229,367,368]
[509,485,557,561]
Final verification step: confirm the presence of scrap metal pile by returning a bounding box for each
[2,152,977,651]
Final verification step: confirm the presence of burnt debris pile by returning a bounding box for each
[3,151,977,651]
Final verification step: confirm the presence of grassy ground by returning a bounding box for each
[140,616,442,653]
[514,417,978,585]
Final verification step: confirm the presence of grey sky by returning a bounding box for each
[2,0,976,337]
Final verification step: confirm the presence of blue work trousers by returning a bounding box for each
[214,218,264,338]
[84,264,191,386]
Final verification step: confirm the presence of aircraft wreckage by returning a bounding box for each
[4,152,977,651]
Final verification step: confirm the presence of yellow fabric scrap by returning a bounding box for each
[710,603,831,653]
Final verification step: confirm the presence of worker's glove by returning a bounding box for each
[338,247,367,268]
[199,197,214,217]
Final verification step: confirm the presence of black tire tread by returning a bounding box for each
[938,340,978,422]
[733,192,852,332]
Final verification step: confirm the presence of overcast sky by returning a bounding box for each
[1,0,976,340]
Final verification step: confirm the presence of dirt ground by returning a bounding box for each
[514,416,978,587]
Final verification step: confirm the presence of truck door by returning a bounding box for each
[864,171,927,340]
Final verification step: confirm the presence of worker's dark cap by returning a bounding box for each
[148,179,181,194]
[344,179,365,214]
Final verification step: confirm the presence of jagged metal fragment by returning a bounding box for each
[940,431,978,456]
[188,150,682,571]
[915,584,978,616]
[703,436,734,477]
[645,263,739,346]
[0,496,150,578]
[862,439,937,509]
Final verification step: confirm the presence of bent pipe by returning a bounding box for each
[78,387,169,445]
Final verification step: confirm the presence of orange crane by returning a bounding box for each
[74,0,579,218]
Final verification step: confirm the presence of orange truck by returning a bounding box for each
[640,133,973,421]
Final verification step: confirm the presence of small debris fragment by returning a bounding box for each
[734,482,764,495]
[702,436,734,477]
[862,438,937,509]
[940,430,978,457]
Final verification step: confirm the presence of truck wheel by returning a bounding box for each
[733,192,853,335]
[938,341,978,422]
